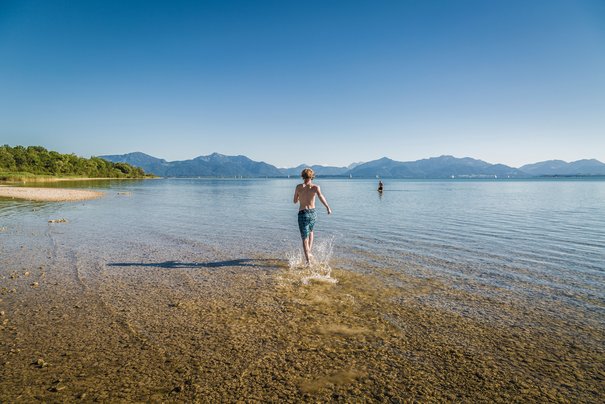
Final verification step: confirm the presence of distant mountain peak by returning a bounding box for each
[100,151,167,164]
[520,158,605,176]
[100,152,605,178]
[101,151,282,177]
[125,151,152,157]
[109,151,158,159]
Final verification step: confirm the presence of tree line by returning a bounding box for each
[0,145,149,178]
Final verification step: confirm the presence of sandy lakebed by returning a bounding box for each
[1,253,603,402]
[0,186,104,202]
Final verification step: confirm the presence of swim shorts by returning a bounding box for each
[298,208,317,240]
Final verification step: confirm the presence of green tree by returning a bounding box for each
[0,147,17,171]
[0,145,150,179]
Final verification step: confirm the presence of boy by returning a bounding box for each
[293,168,332,265]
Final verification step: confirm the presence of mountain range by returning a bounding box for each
[99,152,605,178]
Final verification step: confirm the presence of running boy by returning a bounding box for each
[293,168,332,265]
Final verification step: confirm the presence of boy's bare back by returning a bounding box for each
[294,183,319,211]
[293,180,331,214]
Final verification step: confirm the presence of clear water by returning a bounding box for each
[2,178,604,323]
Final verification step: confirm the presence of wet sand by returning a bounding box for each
[1,250,603,402]
[0,186,104,202]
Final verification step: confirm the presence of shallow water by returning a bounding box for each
[2,178,604,311]
[1,178,604,401]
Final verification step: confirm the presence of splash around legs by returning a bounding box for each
[287,236,337,285]
[302,231,315,265]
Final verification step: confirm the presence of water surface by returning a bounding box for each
[2,178,604,319]
[2,178,604,401]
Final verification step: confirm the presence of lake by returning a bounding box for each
[1,178,604,401]
[3,178,604,314]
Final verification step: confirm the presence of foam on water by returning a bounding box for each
[286,237,338,284]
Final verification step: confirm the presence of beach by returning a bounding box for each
[1,252,603,401]
[0,186,104,202]
[1,178,604,401]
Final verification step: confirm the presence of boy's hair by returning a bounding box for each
[301,168,315,180]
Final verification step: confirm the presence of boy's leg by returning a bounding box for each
[302,237,311,264]
[308,231,314,254]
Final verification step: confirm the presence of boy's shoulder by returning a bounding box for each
[296,183,319,191]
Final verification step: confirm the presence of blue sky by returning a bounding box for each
[1,0,604,167]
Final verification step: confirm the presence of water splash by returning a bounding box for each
[285,236,338,285]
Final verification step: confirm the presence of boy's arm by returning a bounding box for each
[293,185,300,204]
[316,186,332,214]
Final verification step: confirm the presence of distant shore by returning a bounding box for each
[0,174,152,183]
[0,186,104,201]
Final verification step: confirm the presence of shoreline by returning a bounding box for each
[0,186,104,201]
[1,256,602,401]
[0,176,152,183]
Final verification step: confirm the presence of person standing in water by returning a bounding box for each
[378,180,384,193]
[293,168,332,265]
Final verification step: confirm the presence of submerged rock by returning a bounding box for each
[34,358,48,368]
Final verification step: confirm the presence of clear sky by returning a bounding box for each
[1,0,604,167]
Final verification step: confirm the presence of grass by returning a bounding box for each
[0,172,49,182]
[0,172,153,183]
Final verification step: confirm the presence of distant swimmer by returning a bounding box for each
[378,180,384,193]
[293,168,332,265]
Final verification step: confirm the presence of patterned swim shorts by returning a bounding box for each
[298,208,317,240]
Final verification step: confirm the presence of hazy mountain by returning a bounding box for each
[348,157,415,178]
[101,152,282,177]
[166,153,281,177]
[349,155,527,178]
[279,164,352,177]
[347,162,364,170]
[101,152,171,176]
[520,159,605,176]
[101,152,604,178]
